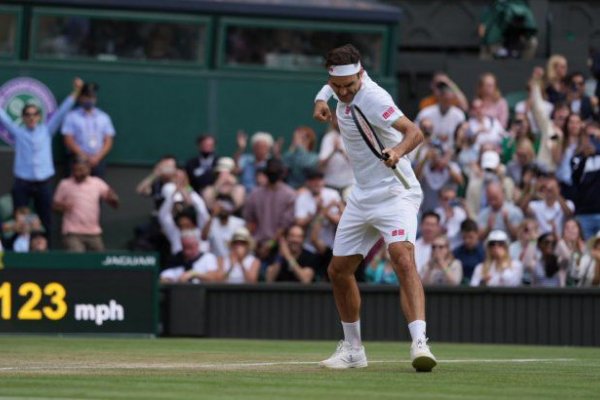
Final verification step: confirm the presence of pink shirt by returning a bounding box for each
[481,98,509,129]
[54,176,110,235]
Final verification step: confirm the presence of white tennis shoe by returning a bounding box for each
[410,338,437,372]
[320,340,368,369]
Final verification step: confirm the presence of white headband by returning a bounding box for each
[328,62,361,76]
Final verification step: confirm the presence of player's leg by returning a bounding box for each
[388,242,436,372]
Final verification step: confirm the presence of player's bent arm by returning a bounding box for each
[391,116,424,158]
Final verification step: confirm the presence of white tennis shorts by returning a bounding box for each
[333,184,422,257]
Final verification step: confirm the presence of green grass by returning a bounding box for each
[0,336,598,399]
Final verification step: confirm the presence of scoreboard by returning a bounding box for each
[0,252,158,335]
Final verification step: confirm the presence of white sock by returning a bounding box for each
[341,320,362,349]
[408,320,426,342]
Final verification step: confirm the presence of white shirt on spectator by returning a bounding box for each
[206,216,246,257]
[414,237,432,276]
[295,187,341,250]
[470,260,523,287]
[528,199,574,235]
[416,105,466,148]
[159,252,219,282]
[515,100,553,134]
[223,254,259,284]
[319,129,354,189]
[434,205,467,250]
[469,116,505,149]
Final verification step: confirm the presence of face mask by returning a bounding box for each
[81,100,95,110]
[266,171,280,184]
[200,151,213,158]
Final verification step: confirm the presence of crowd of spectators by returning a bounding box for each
[2,51,600,289]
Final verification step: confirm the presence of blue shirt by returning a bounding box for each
[0,96,75,181]
[239,154,267,193]
[453,243,485,281]
[61,107,115,156]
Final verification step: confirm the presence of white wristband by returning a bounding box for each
[314,84,333,103]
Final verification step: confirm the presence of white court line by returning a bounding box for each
[0,358,576,372]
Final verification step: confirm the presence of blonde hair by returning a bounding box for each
[476,72,502,103]
[546,54,567,84]
[482,240,511,277]
[514,138,535,162]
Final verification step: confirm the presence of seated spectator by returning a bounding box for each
[567,72,596,121]
[318,114,354,191]
[53,157,119,252]
[415,143,463,213]
[220,227,260,284]
[255,238,279,281]
[453,219,485,284]
[282,126,319,189]
[568,231,600,287]
[505,138,536,186]
[420,234,463,286]
[545,55,569,105]
[159,230,221,283]
[465,149,515,216]
[201,194,245,258]
[365,245,398,285]
[265,225,316,283]
[526,176,574,235]
[243,158,296,242]
[235,131,273,193]
[471,230,523,287]
[410,118,436,165]
[477,181,523,240]
[0,77,82,235]
[556,218,587,284]
[434,185,468,250]
[553,113,584,201]
[415,211,442,275]
[29,231,48,252]
[468,98,506,149]
[455,121,480,174]
[416,82,466,149]
[295,170,341,279]
[419,72,468,112]
[2,206,42,252]
[475,73,509,128]
[202,157,245,214]
[135,155,177,210]
[527,232,567,287]
[509,218,539,271]
[185,135,218,194]
[158,169,210,255]
[571,131,600,239]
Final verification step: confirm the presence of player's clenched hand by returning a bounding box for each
[313,100,331,122]
[382,147,400,168]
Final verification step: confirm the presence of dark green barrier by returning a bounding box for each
[0,252,158,335]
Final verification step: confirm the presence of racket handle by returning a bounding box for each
[392,165,411,190]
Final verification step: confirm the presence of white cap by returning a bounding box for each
[486,229,509,244]
[215,157,235,173]
[481,151,500,170]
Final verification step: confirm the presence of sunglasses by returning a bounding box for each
[541,240,556,246]
[23,112,39,117]
[432,244,448,249]
[488,241,506,247]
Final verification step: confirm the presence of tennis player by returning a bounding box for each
[313,44,436,372]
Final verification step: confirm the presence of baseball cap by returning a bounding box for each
[231,227,254,248]
[486,230,509,245]
[215,157,235,173]
[481,151,500,170]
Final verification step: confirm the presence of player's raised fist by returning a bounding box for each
[313,100,332,122]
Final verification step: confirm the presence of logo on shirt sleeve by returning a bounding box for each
[382,106,396,120]
[391,229,405,237]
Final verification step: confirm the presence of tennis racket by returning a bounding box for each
[350,104,410,189]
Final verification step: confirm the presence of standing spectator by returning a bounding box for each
[515,85,553,136]
[453,219,485,284]
[571,131,600,239]
[415,82,466,149]
[418,72,468,112]
[201,157,245,214]
[420,234,463,286]
[220,227,260,284]
[554,113,584,201]
[318,114,354,192]
[282,126,320,189]
[526,176,574,235]
[185,134,218,194]
[468,98,506,149]
[477,181,523,240]
[135,155,177,210]
[234,131,273,193]
[434,185,468,249]
[159,230,221,283]
[365,246,397,285]
[415,211,442,275]
[53,157,119,252]
[470,230,523,287]
[265,225,316,283]
[243,158,296,242]
[567,72,596,120]
[415,144,463,214]
[201,194,245,258]
[0,77,82,235]
[475,73,509,129]
[505,138,536,186]
[545,55,569,105]
[62,82,115,177]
